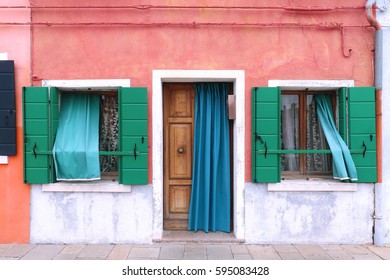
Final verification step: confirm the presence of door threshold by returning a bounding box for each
[153,230,244,244]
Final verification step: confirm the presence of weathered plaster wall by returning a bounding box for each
[0,0,31,243]
[30,185,153,244]
[245,183,374,244]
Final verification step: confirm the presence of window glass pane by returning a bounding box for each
[281,95,299,171]
[306,95,332,172]
[99,94,118,173]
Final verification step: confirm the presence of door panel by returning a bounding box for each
[163,83,195,230]
[169,124,192,179]
[169,185,191,215]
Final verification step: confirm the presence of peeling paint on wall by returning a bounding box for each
[245,183,374,244]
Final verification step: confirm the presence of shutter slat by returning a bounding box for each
[23,87,51,184]
[252,87,281,183]
[348,87,377,182]
[118,87,148,185]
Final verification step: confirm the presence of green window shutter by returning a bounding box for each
[338,87,347,142]
[23,87,53,184]
[252,87,281,183]
[118,87,148,185]
[348,87,377,182]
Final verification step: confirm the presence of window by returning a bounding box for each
[23,86,148,185]
[252,86,377,183]
[53,90,119,181]
[281,91,335,179]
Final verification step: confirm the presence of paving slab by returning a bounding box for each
[59,244,85,255]
[230,245,249,254]
[367,246,390,260]
[184,244,206,260]
[234,254,252,260]
[206,245,233,260]
[320,245,344,251]
[247,245,281,260]
[352,254,382,260]
[76,244,114,260]
[0,244,13,254]
[54,253,79,260]
[273,244,299,253]
[339,245,372,255]
[324,250,353,260]
[159,244,185,259]
[278,252,305,260]
[107,245,133,260]
[128,246,161,259]
[21,245,65,260]
[54,245,85,260]
[295,245,331,260]
[1,244,35,259]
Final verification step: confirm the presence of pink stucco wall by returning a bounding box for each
[0,0,31,243]
[29,0,375,184]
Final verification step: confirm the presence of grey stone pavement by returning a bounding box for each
[1,243,390,260]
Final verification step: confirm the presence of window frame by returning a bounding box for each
[281,90,336,178]
[57,89,120,179]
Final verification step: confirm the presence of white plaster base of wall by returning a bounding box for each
[244,183,374,244]
[30,185,153,244]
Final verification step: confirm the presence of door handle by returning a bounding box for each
[177,147,184,154]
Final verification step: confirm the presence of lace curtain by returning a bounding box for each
[281,97,299,171]
[281,95,331,172]
[99,95,118,173]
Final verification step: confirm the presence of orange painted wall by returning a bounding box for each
[0,0,31,243]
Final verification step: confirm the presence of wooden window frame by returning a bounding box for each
[281,90,337,178]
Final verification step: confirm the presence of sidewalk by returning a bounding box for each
[1,243,390,260]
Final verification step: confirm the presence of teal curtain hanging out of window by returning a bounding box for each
[188,83,231,233]
[53,93,101,181]
[315,94,358,181]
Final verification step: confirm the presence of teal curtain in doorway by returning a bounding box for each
[53,93,101,181]
[315,94,358,181]
[188,83,231,232]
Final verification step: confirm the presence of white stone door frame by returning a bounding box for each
[152,70,246,240]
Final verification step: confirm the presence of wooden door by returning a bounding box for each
[163,83,195,230]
